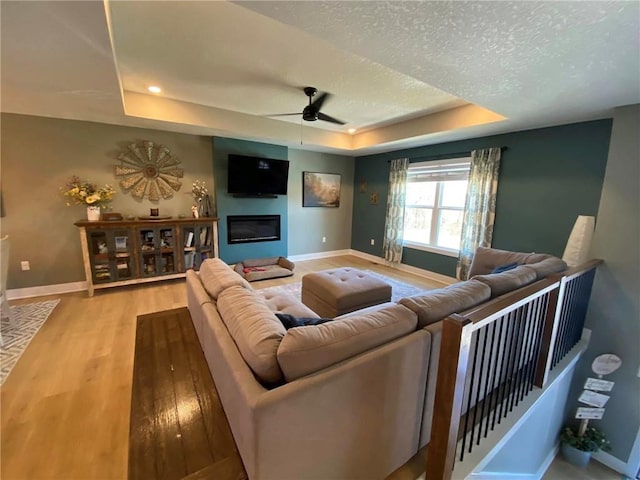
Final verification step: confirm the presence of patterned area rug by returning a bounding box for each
[0,299,60,385]
[257,270,429,303]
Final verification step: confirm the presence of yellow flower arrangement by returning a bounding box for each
[61,176,116,207]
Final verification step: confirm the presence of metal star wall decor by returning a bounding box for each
[115,140,184,201]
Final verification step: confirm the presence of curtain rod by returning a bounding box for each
[387,146,508,163]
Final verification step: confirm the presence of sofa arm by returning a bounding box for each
[250,330,431,479]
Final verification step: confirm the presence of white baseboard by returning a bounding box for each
[592,449,629,477]
[348,249,456,286]
[469,473,539,479]
[7,281,87,300]
[288,249,352,262]
[537,444,561,480]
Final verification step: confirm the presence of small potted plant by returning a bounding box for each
[560,425,611,467]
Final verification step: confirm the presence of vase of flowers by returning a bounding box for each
[61,176,116,221]
[192,180,212,218]
[560,426,610,467]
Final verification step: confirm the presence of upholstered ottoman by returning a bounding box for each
[301,268,392,318]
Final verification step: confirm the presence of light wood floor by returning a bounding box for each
[1,255,446,480]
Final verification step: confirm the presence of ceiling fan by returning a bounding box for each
[270,87,346,125]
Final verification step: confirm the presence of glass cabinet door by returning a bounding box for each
[88,230,111,283]
[158,227,177,274]
[182,226,196,270]
[181,222,213,270]
[194,224,214,269]
[87,228,135,283]
[111,230,134,280]
[138,226,178,277]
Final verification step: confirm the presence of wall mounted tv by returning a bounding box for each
[227,154,289,197]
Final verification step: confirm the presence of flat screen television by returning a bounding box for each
[227,154,289,196]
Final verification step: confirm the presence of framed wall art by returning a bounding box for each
[303,172,341,207]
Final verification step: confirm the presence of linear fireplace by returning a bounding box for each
[227,215,281,244]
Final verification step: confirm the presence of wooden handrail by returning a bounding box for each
[426,258,603,478]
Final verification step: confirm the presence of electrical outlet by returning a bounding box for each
[21,260,30,271]
[322,236,326,243]
[370,239,375,246]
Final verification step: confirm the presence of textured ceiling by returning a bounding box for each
[1,1,638,154]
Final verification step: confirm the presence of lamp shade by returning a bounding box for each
[562,215,596,267]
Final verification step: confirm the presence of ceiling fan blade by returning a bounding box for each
[317,112,346,125]
[265,112,303,117]
[310,92,330,111]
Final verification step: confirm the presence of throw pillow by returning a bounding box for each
[492,262,520,274]
[275,313,333,330]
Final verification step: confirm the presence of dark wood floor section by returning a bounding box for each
[129,307,247,480]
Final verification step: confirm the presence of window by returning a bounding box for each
[403,158,470,256]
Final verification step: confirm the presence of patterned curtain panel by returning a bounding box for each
[456,148,501,280]
[383,158,409,263]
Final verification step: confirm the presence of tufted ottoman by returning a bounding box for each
[301,268,392,318]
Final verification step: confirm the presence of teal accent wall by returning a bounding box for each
[352,120,612,277]
[213,137,288,264]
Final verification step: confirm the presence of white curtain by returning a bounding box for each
[456,148,501,280]
[383,158,409,263]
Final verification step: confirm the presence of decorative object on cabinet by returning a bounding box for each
[87,206,101,221]
[115,140,184,201]
[61,176,116,221]
[74,217,218,296]
[302,172,341,207]
[192,180,213,217]
[103,212,123,221]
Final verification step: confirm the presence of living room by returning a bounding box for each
[1,2,638,479]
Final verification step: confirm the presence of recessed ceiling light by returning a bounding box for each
[348,128,356,134]
[147,85,162,94]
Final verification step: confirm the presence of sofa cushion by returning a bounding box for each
[217,285,285,384]
[472,265,538,298]
[277,303,417,381]
[199,258,252,300]
[469,247,551,277]
[398,280,491,328]
[524,257,567,279]
[256,290,320,318]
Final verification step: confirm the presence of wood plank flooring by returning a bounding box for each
[129,308,245,480]
[1,255,445,479]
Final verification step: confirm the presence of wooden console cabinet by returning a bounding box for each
[75,217,219,296]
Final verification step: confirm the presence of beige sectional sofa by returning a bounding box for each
[186,248,566,480]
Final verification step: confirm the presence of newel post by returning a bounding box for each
[426,314,474,480]
[533,276,565,388]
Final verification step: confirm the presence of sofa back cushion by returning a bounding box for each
[472,265,537,298]
[468,247,551,277]
[524,257,567,279]
[217,285,285,384]
[199,258,252,300]
[399,280,491,328]
[277,303,417,381]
